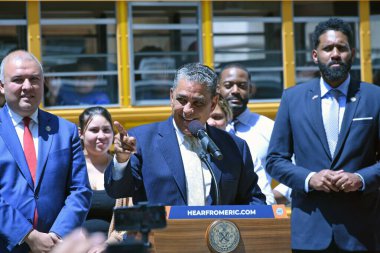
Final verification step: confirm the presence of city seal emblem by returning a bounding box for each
[206,220,240,253]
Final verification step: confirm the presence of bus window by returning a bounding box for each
[129,2,201,106]
[40,1,118,108]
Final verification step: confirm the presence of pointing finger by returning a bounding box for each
[114,121,125,133]
[114,121,128,137]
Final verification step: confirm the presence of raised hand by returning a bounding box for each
[113,121,136,163]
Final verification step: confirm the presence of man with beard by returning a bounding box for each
[218,63,275,205]
[267,18,380,252]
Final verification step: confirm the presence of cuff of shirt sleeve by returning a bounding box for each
[19,228,33,245]
[112,156,130,181]
[49,231,62,240]
[305,172,316,192]
[354,173,365,191]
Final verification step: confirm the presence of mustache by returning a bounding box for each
[226,95,243,101]
[328,60,345,67]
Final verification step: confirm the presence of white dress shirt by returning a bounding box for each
[7,105,39,157]
[320,76,349,133]
[173,120,212,206]
[226,109,275,205]
[273,183,292,203]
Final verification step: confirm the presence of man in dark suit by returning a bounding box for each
[105,63,266,206]
[0,50,92,253]
[267,18,380,252]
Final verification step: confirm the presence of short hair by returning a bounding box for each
[173,63,218,97]
[219,63,251,84]
[312,18,354,49]
[217,94,233,122]
[78,106,114,138]
[0,50,43,83]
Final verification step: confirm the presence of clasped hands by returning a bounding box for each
[309,169,363,193]
[113,121,137,163]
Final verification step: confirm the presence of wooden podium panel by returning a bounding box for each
[151,218,291,253]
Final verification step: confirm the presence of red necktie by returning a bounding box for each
[23,117,37,182]
[23,117,38,228]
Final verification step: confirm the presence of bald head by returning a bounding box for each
[0,50,44,117]
[0,50,43,84]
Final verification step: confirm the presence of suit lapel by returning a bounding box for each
[35,110,54,189]
[333,80,360,161]
[158,118,187,204]
[208,155,222,204]
[207,126,222,205]
[307,79,332,159]
[0,106,34,189]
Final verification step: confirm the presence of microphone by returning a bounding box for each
[188,120,223,160]
[188,120,222,205]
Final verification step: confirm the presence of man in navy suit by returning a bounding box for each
[267,18,380,252]
[0,50,92,253]
[105,63,266,206]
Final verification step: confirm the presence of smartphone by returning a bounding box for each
[113,204,166,231]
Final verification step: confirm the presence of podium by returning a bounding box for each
[150,205,291,253]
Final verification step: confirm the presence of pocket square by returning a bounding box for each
[352,117,373,121]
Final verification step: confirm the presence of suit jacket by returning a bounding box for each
[267,78,380,251]
[105,117,266,206]
[0,105,92,253]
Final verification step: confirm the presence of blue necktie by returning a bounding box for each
[324,89,341,157]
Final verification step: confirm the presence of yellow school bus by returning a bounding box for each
[1,0,379,193]
[0,0,378,127]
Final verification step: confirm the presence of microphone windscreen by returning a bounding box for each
[188,120,204,137]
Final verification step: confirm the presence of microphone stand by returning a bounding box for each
[199,151,221,205]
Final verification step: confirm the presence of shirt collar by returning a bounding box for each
[234,108,251,126]
[6,103,39,127]
[172,118,187,145]
[172,118,204,145]
[320,74,350,98]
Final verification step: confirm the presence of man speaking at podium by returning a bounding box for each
[105,63,266,206]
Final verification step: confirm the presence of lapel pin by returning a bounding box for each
[312,95,319,100]
[46,126,51,132]
[350,97,357,102]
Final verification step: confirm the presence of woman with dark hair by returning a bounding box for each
[79,106,115,238]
